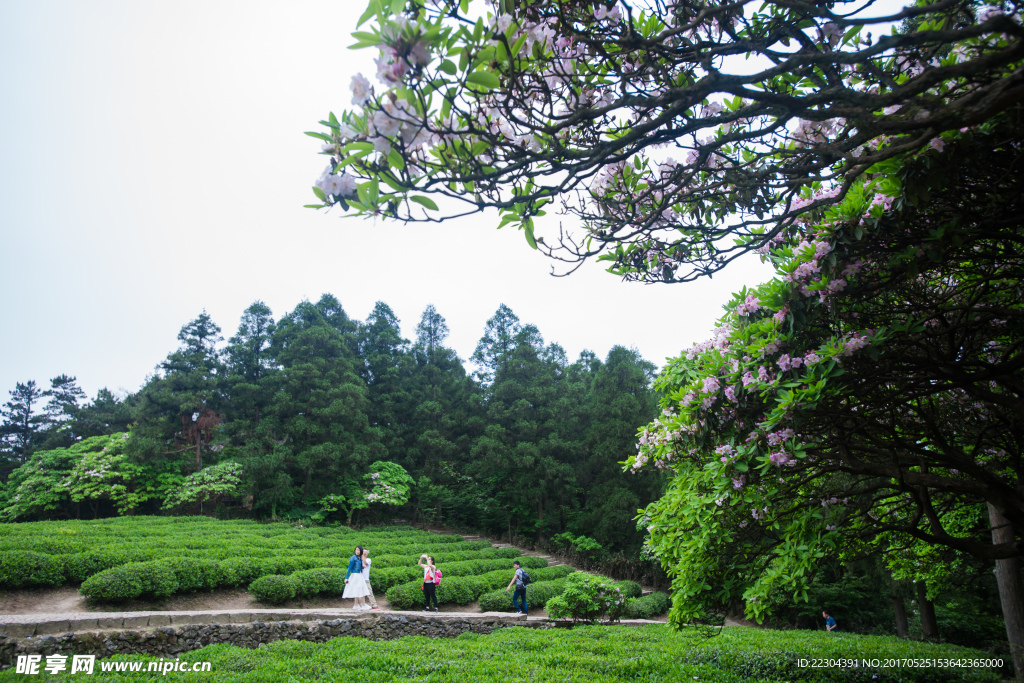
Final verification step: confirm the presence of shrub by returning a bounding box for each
[477,578,569,612]
[385,576,488,609]
[614,580,642,600]
[61,550,130,584]
[79,561,178,602]
[219,557,270,588]
[157,557,222,593]
[292,568,346,597]
[0,551,65,589]
[545,573,629,623]
[625,592,671,619]
[474,565,576,593]
[369,566,423,592]
[249,574,297,604]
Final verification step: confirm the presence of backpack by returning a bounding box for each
[434,569,442,585]
[520,570,530,587]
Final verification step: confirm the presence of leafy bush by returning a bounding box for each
[476,578,569,612]
[369,566,424,592]
[292,568,346,597]
[157,557,222,592]
[62,550,135,584]
[473,565,576,593]
[249,574,297,604]
[219,557,270,588]
[385,576,489,609]
[614,580,642,600]
[934,603,1007,648]
[0,550,65,589]
[545,573,629,623]
[79,561,178,601]
[625,592,671,619]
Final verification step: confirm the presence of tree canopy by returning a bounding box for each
[308,0,1023,282]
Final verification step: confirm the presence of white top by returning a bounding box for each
[362,557,371,580]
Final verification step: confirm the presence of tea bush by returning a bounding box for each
[79,561,178,602]
[385,576,490,609]
[0,550,65,589]
[476,578,570,612]
[625,591,670,619]
[292,568,346,597]
[249,574,297,604]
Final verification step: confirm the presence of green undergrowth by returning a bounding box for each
[0,625,1005,682]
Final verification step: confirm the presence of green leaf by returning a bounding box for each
[410,195,439,211]
[467,71,500,90]
[312,186,327,201]
[439,60,457,75]
[523,219,537,249]
[387,148,406,170]
[356,0,382,28]
[305,132,335,143]
[390,0,405,15]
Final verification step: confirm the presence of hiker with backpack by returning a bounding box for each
[418,554,441,612]
[505,560,529,616]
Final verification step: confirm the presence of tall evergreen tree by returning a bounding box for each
[38,375,88,449]
[264,299,382,509]
[1,381,45,469]
[576,346,661,552]
[225,301,278,431]
[358,302,415,460]
[76,388,133,438]
[404,305,482,524]
[132,312,226,470]
[471,304,521,384]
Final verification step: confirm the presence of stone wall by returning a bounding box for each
[0,613,555,667]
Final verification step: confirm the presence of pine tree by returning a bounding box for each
[1,381,45,469]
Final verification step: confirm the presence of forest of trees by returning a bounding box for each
[0,297,663,557]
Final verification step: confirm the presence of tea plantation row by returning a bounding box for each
[0,625,1004,682]
[0,518,519,600]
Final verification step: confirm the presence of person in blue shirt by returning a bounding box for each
[823,609,838,632]
[504,560,527,616]
[343,545,369,610]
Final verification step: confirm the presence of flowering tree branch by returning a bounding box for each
[309,0,1024,282]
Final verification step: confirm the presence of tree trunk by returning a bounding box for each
[892,593,909,639]
[989,503,1024,682]
[915,580,939,640]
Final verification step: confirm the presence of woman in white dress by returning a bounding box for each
[343,545,370,609]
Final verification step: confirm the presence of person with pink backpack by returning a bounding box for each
[418,554,441,612]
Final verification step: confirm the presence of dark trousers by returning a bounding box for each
[424,582,438,609]
[512,587,528,614]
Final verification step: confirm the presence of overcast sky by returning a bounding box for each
[0,0,781,401]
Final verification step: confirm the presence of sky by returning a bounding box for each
[0,0,780,401]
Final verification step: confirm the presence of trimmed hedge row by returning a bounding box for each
[0,517,472,562]
[625,591,671,619]
[370,555,549,593]
[383,564,576,610]
[0,551,66,589]
[386,576,490,609]
[13,537,508,598]
[477,578,570,612]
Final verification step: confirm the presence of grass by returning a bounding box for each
[1,624,1007,682]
